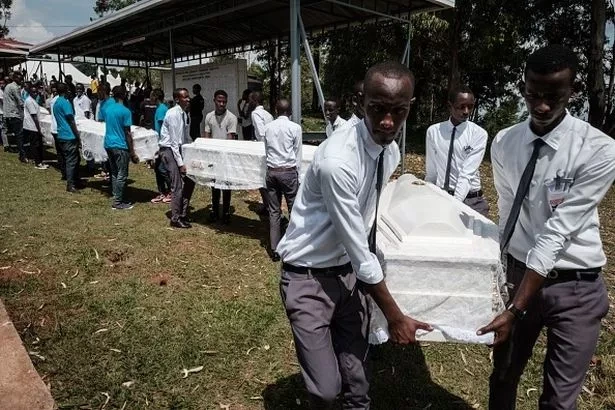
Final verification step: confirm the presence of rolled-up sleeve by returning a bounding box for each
[319,157,383,284]
[454,128,487,202]
[424,127,437,185]
[491,132,515,240]
[526,146,615,275]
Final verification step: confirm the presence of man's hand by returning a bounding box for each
[179,165,187,174]
[388,316,433,344]
[130,153,139,164]
[477,310,515,346]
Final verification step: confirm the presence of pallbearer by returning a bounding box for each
[424,85,489,217]
[478,45,615,410]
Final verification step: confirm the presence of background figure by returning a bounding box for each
[324,98,347,137]
[4,72,25,161]
[203,89,238,224]
[150,88,172,204]
[23,83,47,169]
[189,84,204,140]
[238,88,254,140]
[263,99,302,261]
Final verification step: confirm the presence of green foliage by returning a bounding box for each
[93,0,138,16]
[480,97,521,139]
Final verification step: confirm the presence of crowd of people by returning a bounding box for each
[0,44,614,410]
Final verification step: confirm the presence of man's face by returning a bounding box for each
[150,91,158,104]
[522,68,573,131]
[76,85,84,96]
[449,92,474,124]
[0,80,5,90]
[363,74,414,145]
[14,75,23,86]
[176,90,190,111]
[29,86,38,97]
[324,101,339,123]
[193,86,200,95]
[214,94,227,113]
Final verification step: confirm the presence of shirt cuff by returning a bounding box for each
[355,254,384,284]
[525,248,552,277]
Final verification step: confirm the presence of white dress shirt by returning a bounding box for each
[159,105,190,167]
[346,113,362,128]
[425,119,487,202]
[48,95,58,134]
[0,88,4,116]
[251,105,274,141]
[492,113,615,276]
[204,110,238,139]
[277,121,400,284]
[264,115,302,171]
[23,96,40,132]
[325,115,347,137]
[73,95,92,120]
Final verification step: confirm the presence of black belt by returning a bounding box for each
[544,268,601,284]
[268,166,296,172]
[447,189,483,199]
[509,256,601,284]
[282,262,353,275]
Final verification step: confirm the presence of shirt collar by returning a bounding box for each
[525,110,572,150]
[278,115,289,120]
[447,118,468,132]
[360,121,385,160]
[255,105,264,111]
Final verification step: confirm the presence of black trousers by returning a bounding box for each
[211,188,231,217]
[25,129,43,165]
[190,116,202,141]
[57,139,80,189]
[52,134,65,179]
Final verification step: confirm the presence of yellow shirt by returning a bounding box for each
[90,79,98,94]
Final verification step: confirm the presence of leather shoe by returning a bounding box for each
[66,186,79,193]
[170,219,191,229]
[271,252,281,262]
[180,218,192,228]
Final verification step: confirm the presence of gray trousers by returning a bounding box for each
[463,194,489,218]
[280,268,370,409]
[160,147,193,222]
[489,257,609,410]
[265,168,298,251]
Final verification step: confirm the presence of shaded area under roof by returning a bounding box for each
[31,0,453,64]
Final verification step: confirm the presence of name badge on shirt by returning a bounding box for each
[544,169,573,211]
[463,145,473,154]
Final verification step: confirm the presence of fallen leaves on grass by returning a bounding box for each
[526,388,537,397]
[110,348,122,353]
[71,269,79,279]
[181,366,204,378]
[100,392,111,409]
[28,351,46,361]
[0,266,11,270]
[121,381,135,388]
[93,328,109,335]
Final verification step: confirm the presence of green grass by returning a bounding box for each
[0,147,614,410]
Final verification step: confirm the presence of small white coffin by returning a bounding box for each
[370,174,505,345]
[39,110,159,163]
[183,139,318,189]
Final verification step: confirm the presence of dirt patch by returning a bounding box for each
[103,248,131,264]
[0,267,27,283]
[149,273,171,287]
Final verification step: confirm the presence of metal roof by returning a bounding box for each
[31,0,453,65]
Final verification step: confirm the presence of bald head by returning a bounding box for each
[276,99,291,117]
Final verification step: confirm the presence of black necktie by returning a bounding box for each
[443,126,457,193]
[500,138,546,252]
[368,149,386,253]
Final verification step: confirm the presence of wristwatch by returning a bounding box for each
[506,303,526,321]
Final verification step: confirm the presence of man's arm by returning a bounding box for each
[125,127,139,163]
[491,132,515,239]
[67,115,80,143]
[424,127,437,184]
[453,128,488,202]
[252,111,265,141]
[227,115,238,140]
[203,115,212,138]
[293,124,303,176]
[320,158,432,343]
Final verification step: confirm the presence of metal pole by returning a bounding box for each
[299,15,325,119]
[57,47,63,81]
[400,24,411,175]
[290,0,301,124]
[169,29,176,91]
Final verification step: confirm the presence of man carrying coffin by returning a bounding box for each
[276,62,432,408]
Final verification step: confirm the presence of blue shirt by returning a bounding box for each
[103,101,132,150]
[53,96,76,141]
[97,97,111,122]
[154,103,169,136]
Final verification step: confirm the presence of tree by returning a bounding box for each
[94,0,138,17]
[588,0,606,128]
[0,0,12,38]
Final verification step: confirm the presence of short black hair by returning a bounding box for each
[214,89,228,99]
[151,88,164,101]
[249,90,264,104]
[525,45,578,83]
[364,61,415,90]
[193,84,202,92]
[448,85,474,103]
[112,85,126,100]
[56,82,68,95]
[173,87,188,100]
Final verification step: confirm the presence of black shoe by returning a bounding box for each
[180,218,192,228]
[271,252,281,262]
[19,157,29,164]
[76,180,87,189]
[222,214,231,225]
[3,146,9,152]
[208,211,219,222]
[170,219,191,229]
[61,176,67,181]
[66,186,79,193]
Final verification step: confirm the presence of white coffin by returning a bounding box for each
[39,111,158,163]
[370,174,505,344]
[183,139,318,189]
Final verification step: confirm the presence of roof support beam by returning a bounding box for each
[290,0,301,124]
[324,0,411,23]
